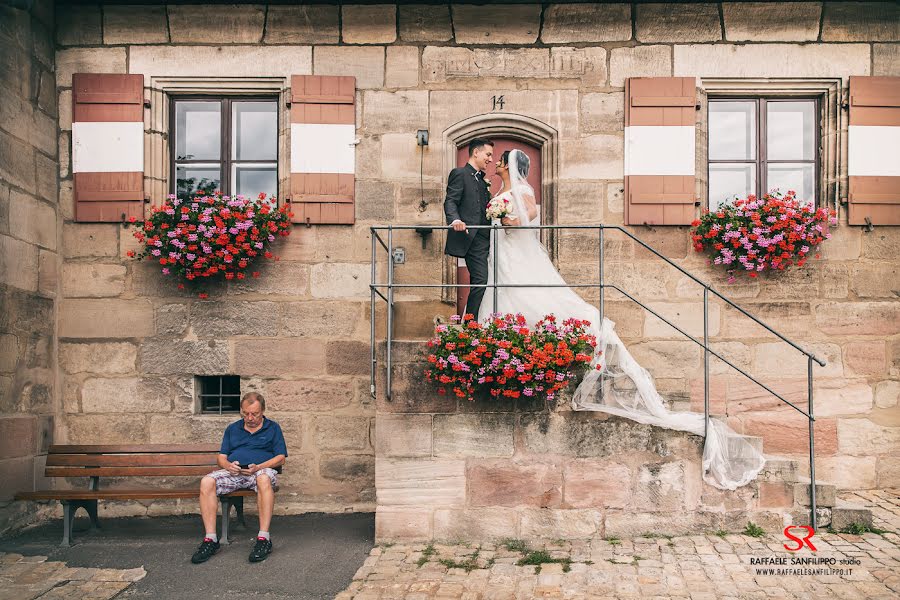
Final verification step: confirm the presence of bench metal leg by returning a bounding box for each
[84,499,100,530]
[233,496,246,528]
[61,502,75,547]
[219,497,232,545]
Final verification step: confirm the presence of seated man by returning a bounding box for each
[191,392,287,564]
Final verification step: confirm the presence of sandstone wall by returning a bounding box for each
[47,1,900,524]
[0,0,59,534]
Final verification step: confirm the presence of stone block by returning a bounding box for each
[452,4,541,44]
[60,263,125,298]
[629,341,702,379]
[0,334,17,372]
[59,299,153,339]
[155,304,187,336]
[850,264,899,298]
[877,456,900,487]
[519,508,603,540]
[433,414,515,458]
[263,5,339,44]
[816,456,877,489]
[375,364,457,414]
[81,377,170,413]
[581,93,624,134]
[0,234,39,292]
[758,481,794,509]
[385,46,419,89]
[433,508,517,542]
[310,263,370,299]
[874,44,900,76]
[822,1,899,41]
[0,416,37,459]
[62,224,118,259]
[0,285,54,337]
[722,2,821,42]
[139,339,229,376]
[560,135,623,180]
[314,46,384,89]
[375,414,432,458]
[376,458,465,506]
[103,5,168,44]
[644,301,721,339]
[168,4,265,44]
[634,461,687,511]
[280,301,363,338]
[637,3,721,42]
[674,43,870,79]
[564,460,633,509]
[65,414,148,444]
[843,341,887,377]
[521,413,673,458]
[794,482,836,508]
[55,48,127,87]
[319,454,374,481]
[541,3,632,43]
[59,132,69,179]
[721,302,813,338]
[342,4,396,44]
[355,180,395,221]
[265,378,355,412]
[838,419,900,456]
[754,341,842,380]
[550,47,608,85]
[362,91,428,134]
[739,412,837,456]
[609,45,672,88]
[724,378,808,414]
[375,507,432,541]
[56,4,101,45]
[189,301,279,337]
[861,228,900,260]
[59,342,137,375]
[326,340,369,376]
[0,457,34,500]
[224,261,309,297]
[468,460,563,508]
[233,339,325,377]
[875,381,900,409]
[0,130,35,194]
[8,193,55,251]
[129,46,311,84]
[34,152,57,204]
[815,302,900,336]
[399,5,452,42]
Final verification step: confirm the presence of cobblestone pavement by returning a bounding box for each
[0,552,145,600]
[338,489,900,599]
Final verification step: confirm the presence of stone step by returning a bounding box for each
[759,455,801,483]
[831,500,874,531]
[793,480,837,508]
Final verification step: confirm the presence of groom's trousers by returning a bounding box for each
[463,229,491,318]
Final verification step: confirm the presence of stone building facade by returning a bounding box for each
[1,1,898,534]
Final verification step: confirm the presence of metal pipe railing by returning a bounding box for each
[369,223,820,530]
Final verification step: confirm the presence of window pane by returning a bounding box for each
[176,164,221,198]
[767,163,815,205]
[767,101,815,161]
[709,101,756,160]
[233,101,277,161]
[233,165,277,199]
[175,101,221,160]
[709,163,756,209]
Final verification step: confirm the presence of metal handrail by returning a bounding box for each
[369,223,821,530]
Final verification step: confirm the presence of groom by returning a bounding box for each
[444,138,494,318]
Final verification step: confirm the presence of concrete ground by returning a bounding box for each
[0,511,375,600]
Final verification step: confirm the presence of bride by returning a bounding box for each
[478,148,765,491]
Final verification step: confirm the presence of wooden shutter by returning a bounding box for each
[72,73,145,222]
[624,77,697,226]
[289,75,356,225]
[847,76,900,226]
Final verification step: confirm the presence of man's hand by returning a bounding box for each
[501,216,520,226]
[242,463,260,475]
[225,460,241,475]
[450,219,468,232]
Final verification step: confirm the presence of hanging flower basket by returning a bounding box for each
[126,193,293,296]
[424,313,599,401]
[690,191,836,281]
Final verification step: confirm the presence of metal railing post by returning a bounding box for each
[492,224,499,315]
[808,355,817,531]
[386,227,394,401]
[370,230,377,399]
[703,287,710,441]
[598,227,605,323]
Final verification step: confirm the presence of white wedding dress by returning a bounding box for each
[477,150,765,491]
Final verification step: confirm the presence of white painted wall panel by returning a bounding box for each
[72,121,144,173]
[848,126,900,176]
[291,123,355,174]
[624,126,695,176]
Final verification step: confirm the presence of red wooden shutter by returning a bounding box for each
[847,76,900,226]
[289,75,356,225]
[72,73,145,222]
[624,77,697,226]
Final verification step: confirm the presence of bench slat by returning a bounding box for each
[46,466,215,477]
[47,453,218,467]
[15,489,257,501]
[49,444,220,454]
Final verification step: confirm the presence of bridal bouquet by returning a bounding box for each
[424,313,598,401]
[126,192,292,296]
[485,196,512,220]
[691,190,835,281]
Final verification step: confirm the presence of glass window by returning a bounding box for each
[708,98,818,209]
[197,375,242,414]
[171,97,278,200]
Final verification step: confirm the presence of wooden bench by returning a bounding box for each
[15,444,277,546]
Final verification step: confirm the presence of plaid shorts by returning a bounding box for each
[206,468,279,495]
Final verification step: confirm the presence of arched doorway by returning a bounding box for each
[440,114,559,312]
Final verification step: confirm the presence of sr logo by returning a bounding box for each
[783,525,817,552]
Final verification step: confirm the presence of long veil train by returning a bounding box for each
[479,149,765,491]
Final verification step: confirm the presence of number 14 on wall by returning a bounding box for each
[492,95,505,111]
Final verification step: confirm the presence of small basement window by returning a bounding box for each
[197,375,241,414]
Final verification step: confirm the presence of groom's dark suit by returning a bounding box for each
[444,163,491,318]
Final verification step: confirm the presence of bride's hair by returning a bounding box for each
[500,149,530,179]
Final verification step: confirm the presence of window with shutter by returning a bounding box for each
[72,73,145,223]
[848,76,900,226]
[289,75,356,225]
[624,77,697,226]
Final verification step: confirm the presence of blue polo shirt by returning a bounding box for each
[220,417,288,466]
